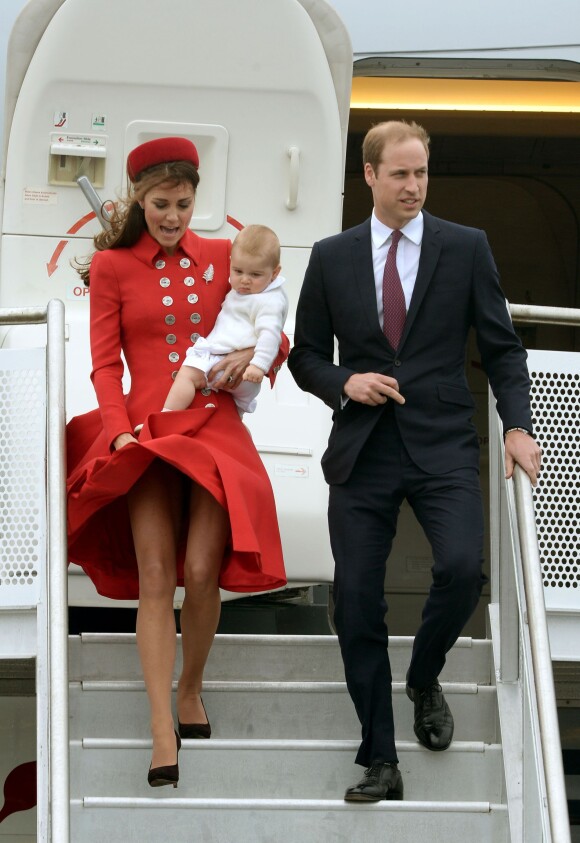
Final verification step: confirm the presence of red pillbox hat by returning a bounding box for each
[127,137,199,181]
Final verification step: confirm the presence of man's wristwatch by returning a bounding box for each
[504,427,533,438]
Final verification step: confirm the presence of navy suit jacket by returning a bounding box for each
[288,211,532,485]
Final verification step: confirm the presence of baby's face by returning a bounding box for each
[229,248,280,295]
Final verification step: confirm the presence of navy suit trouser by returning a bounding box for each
[328,408,486,767]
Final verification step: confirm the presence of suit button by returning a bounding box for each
[162,296,173,306]
[180,258,191,269]
[394,359,401,367]
[159,277,171,288]
[184,276,195,287]
[190,333,200,343]
[169,352,180,363]
[165,314,176,325]
[171,370,178,380]
[166,334,177,344]
[187,293,199,304]
[201,387,212,396]
[190,313,201,324]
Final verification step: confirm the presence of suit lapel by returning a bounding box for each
[351,220,386,338]
[399,211,442,347]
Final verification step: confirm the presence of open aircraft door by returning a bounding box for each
[0,0,353,603]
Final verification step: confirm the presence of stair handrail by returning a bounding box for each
[0,301,68,842]
[490,299,580,843]
[511,464,570,843]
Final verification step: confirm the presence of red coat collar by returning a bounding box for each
[131,229,202,267]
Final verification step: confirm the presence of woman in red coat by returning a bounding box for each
[67,137,287,787]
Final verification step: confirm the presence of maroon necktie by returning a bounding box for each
[382,229,406,349]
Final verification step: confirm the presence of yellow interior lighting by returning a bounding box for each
[351,77,580,113]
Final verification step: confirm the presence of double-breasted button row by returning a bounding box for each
[160,276,196,288]
[154,258,205,375]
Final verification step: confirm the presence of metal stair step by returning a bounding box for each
[68,633,492,684]
[69,738,505,802]
[70,797,509,842]
[69,681,498,743]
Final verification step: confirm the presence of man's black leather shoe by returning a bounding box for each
[344,761,404,802]
[406,681,454,751]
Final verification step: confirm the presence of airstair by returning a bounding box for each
[0,302,577,842]
[67,632,503,841]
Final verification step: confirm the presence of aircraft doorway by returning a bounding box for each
[343,75,580,635]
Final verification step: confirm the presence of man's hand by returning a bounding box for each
[209,348,254,390]
[343,373,405,406]
[243,364,265,384]
[505,430,542,486]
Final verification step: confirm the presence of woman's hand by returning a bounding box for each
[113,432,138,450]
[209,347,254,390]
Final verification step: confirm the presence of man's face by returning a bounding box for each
[364,137,428,230]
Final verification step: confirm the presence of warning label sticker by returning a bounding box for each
[23,188,58,205]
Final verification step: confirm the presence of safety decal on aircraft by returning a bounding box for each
[46,211,97,276]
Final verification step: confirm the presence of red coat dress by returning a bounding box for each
[66,229,287,599]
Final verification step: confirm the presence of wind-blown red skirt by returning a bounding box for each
[66,398,287,600]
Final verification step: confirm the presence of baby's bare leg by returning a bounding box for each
[164,366,207,410]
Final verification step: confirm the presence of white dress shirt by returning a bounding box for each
[370,210,424,330]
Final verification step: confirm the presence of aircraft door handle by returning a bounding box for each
[286,146,300,210]
[76,175,113,230]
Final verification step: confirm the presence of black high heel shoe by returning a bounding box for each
[178,697,211,740]
[148,730,181,788]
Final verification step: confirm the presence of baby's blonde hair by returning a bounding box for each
[233,224,280,268]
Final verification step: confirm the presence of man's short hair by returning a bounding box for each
[363,120,430,174]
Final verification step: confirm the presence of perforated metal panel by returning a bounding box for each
[527,349,580,614]
[0,348,46,607]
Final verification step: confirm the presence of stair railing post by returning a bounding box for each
[489,397,519,682]
[513,466,570,843]
[46,299,69,842]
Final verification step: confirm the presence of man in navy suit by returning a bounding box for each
[288,120,541,801]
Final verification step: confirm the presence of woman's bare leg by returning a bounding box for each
[177,483,228,725]
[128,461,182,768]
